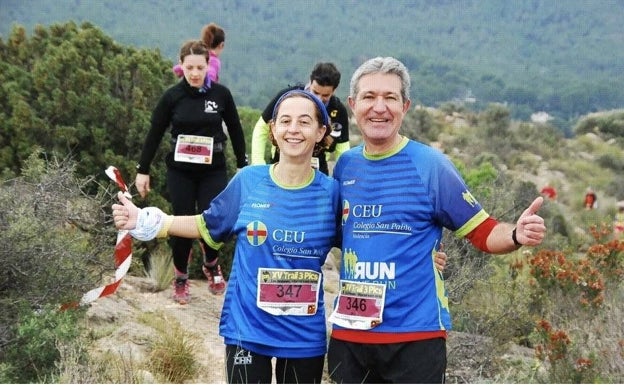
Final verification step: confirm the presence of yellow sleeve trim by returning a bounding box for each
[195,215,224,250]
[454,209,490,238]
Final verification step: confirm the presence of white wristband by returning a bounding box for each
[129,207,169,241]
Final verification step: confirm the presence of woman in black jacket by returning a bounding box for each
[135,40,247,304]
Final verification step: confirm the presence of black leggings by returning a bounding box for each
[166,166,227,274]
[225,345,325,384]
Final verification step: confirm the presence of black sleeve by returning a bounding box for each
[137,88,174,174]
[221,87,248,168]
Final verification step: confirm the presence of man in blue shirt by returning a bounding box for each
[327,56,547,383]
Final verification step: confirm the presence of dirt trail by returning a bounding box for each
[86,258,341,383]
[87,276,228,383]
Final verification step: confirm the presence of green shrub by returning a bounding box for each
[574,109,624,139]
[0,153,116,382]
[3,305,83,383]
[597,152,624,171]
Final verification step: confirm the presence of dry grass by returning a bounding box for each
[138,311,200,383]
[146,246,174,292]
[56,342,150,383]
[56,310,199,383]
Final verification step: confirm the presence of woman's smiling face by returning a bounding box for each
[271,96,325,161]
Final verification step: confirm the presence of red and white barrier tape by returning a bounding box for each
[61,166,133,310]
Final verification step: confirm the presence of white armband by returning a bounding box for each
[129,207,172,241]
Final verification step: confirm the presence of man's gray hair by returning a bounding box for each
[349,57,411,102]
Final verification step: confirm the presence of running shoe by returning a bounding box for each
[203,263,226,295]
[172,277,190,304]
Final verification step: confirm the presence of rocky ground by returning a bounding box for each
[85,255,535,383]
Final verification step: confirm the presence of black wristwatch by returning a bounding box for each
[512,228,522,247]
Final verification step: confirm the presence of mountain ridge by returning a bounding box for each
[2,0,623,121]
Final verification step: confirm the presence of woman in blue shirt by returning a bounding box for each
[114,89,338,383]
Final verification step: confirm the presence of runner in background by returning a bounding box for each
[251,62,350,175]
[135,40,247,304]
[584,187,597,210]
[173,22,225,84]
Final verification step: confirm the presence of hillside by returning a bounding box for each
[1,15,624,382]
[2,0,624,122]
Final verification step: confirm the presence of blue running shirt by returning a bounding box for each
[332,137,489,334]
[197,165,340,357]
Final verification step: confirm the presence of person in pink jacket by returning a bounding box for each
[173,23,225,85]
